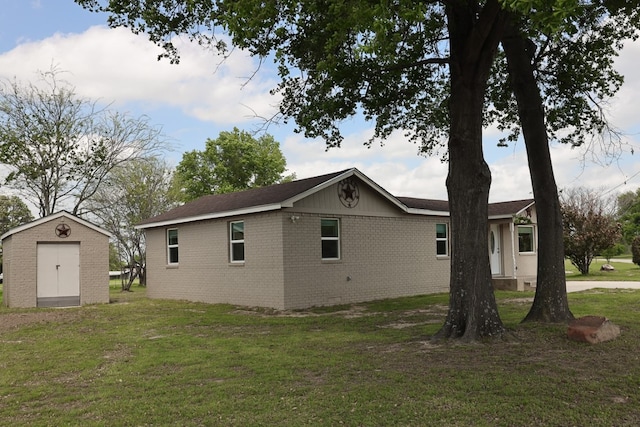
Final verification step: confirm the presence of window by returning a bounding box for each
[518,226,535,253]
[167,228,179,264]
[321,218,340,260]
[436,223,448,256]
[230,221,245,262]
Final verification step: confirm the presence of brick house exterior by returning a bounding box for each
[2,211,111,308]
[137,168,537,309]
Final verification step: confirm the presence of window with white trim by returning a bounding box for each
[167,228,179,264]
[321,218,340,260]
[436,223,448,256]
[518,225,535,253]
[230,221,245,262]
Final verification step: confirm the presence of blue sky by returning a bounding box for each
[1,0,640,202]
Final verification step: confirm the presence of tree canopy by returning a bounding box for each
[173,128,293,202]
[0,68,168,217]
[617,188,640,245]
[85,157,179,290]
[561,187,621,275]
[0,194,34,236]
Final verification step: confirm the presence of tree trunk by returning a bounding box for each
[434,0,506,341]
[501,19,574,323]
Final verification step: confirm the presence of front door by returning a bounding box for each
[489,224,502,275]
[37,243,80,307]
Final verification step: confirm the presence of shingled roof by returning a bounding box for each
[136,168,535,229]
[488,199,535,219]
[137,170,352,228]
[397,197,449,213]
[398,197,535,218]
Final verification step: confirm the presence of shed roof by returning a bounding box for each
[1,211,112,241]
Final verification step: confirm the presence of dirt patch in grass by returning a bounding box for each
[0,310,80,333]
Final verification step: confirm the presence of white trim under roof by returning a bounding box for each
[1,211,112,241]
[406,208,450,217]
[135,203,283,230]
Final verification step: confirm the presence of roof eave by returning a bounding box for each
[135,203,283,229]
[406,208,450,216]
[1,211,112,241]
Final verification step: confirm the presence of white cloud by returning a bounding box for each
[0,26,279,126]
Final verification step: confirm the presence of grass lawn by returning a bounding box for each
[565,257,640,281]
[2,285,640,426]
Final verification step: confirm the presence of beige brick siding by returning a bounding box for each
[145,210,450,310]
[282,213,449,309]
[2,216,109,308]
[145,212,286,309]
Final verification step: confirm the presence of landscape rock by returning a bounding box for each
[600,264,615,271]
[567,316,620,344]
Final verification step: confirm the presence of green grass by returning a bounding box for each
[2,286,640,426]
[565,257,640,281]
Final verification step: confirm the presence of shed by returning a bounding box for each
[1,211,111,308]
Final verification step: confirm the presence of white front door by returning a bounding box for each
[489,224,502,275]
[37,243,80,307]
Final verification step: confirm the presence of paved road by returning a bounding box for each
[566,281,640,293]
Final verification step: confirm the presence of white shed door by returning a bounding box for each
[37,243,80,307]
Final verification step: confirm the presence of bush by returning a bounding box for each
[600,244,625,262]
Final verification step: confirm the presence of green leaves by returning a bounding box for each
[0,68,168,217]
[173,128,291,201]
[561,187,621,274]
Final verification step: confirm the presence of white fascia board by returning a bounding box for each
[1,211,112,241]
[135,203,283,229]
[406,208,450,217]
[488,214,515,220]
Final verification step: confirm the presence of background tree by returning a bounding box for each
[0,194,34,236]
[85,157,179,291]
[617,188,640,245]
[77,0,577,341]
[0,68,168,217]
[173,128,294,201]
[0,194,34,272]
[108,242,123,271]
[561,187,621,275]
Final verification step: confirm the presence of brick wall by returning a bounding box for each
[145,212,286,309]
[2,215,109,308]
[145,211,451,310]
[282,213,450,309]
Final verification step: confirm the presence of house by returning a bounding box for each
[1,211,111,308]
[136,168,537,310]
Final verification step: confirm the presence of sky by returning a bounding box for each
[1,0,640,203]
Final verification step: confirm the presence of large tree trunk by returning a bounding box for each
[434,0,506,341]
[501,19,574,323]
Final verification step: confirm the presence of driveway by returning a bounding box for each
[566,281,640,293]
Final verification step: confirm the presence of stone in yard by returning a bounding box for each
[600,264,615,271]
[567,316,620,344]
